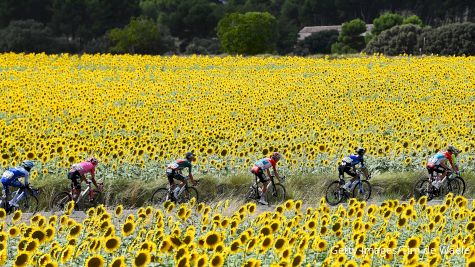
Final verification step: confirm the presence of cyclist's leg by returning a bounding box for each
[338,164,346,184]
[255,169,267,196]
[69,171,81,201]
[173,173,187,197]
[1,178,11,209]
[341,164,357,184]
[7,178,23,207]
[434,165,446,181]
[166,171,175,192]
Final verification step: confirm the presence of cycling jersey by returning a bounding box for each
[70,161,96,176]
[167,159,192,174]
[1,167,30,196]
[253,158,276,170]
[2,167,30,184]
[341,154,365,168]
[428,151,456,168]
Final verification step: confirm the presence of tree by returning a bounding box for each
[371,12,404,36]
[0,20,55,53]
[403,15,423,26]
[365,24,423,55]
[108,17,175,55]
[331,18,366,54]
[294,29,338,55]
[142,0,224,41]
[217,12,278,55]
[0,0,54,27]
[50,0,139,42]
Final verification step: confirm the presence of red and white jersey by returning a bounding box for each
[253,158,276,170]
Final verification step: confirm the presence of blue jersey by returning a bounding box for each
[342,154,365,167]
[2,167,30,182]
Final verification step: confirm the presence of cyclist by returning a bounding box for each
[426,145,460,189]
[338,147,370,191]
[68,157,101,201]
[166,152,198,200]
[1,160,34,211]
[250,152,283,205]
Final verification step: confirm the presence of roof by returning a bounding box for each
[298,24,374,40]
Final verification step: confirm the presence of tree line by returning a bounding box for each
[0,0,474,55]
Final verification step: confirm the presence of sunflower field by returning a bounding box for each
[1,53,475,180]
[1,195,475,266]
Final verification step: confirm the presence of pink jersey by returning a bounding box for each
[71,161,96,176]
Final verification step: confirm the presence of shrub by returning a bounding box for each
[420,22,475,55]
[365,24,423,55]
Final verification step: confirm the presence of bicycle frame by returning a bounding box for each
[71,180,96,203]
[251,174,278,199]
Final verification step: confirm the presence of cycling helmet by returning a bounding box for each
[356,147,366,156]
[21,160,34,171]
[271,152,282,161]
[185,152,195,161]
[447,145,460,155]
[87,157,99,165]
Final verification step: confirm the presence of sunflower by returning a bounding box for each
[133,251,151,267]
[104,236,121,253]
[113,205,123,217]
[121,221,136,237]
[291,252,304,267]
[85,254,105,267]
[196,254,209,267]
[110,256,127,267]
[209,253,224,267]
[14,252,29,267]
[12,210,22,222]
[60,245,74,264]
[9,226,20,237]
[204,231,221,250]
[260,236,273,251]
[68,224,82,238]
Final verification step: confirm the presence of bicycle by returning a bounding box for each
[0,184,40,214]
[413,170,464,201]
[244,175,286,205]
[50,179,103,212]
[150,180,200,205]
[325,169,372,206]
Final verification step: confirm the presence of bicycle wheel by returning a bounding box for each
[448,178,463,196]
[266,184,286,205]
[325,181,345,206]
[352,180,372,201]
[78,190,103,210]
[50,192,72,212]
[244,187,258,203]
[150,188,170,206]
[16,193,39,214]
[413,179,433,201]
[455,177,465,196]
[179,187,199,204]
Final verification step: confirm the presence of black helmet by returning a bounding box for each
[356,147,366,156]
[185,152,195,160]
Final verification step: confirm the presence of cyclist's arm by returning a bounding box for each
[272,166,281,182]
[23,172,30,186]
[89,170,100,188]
[449,155,459,172]
[187,165,196,184]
